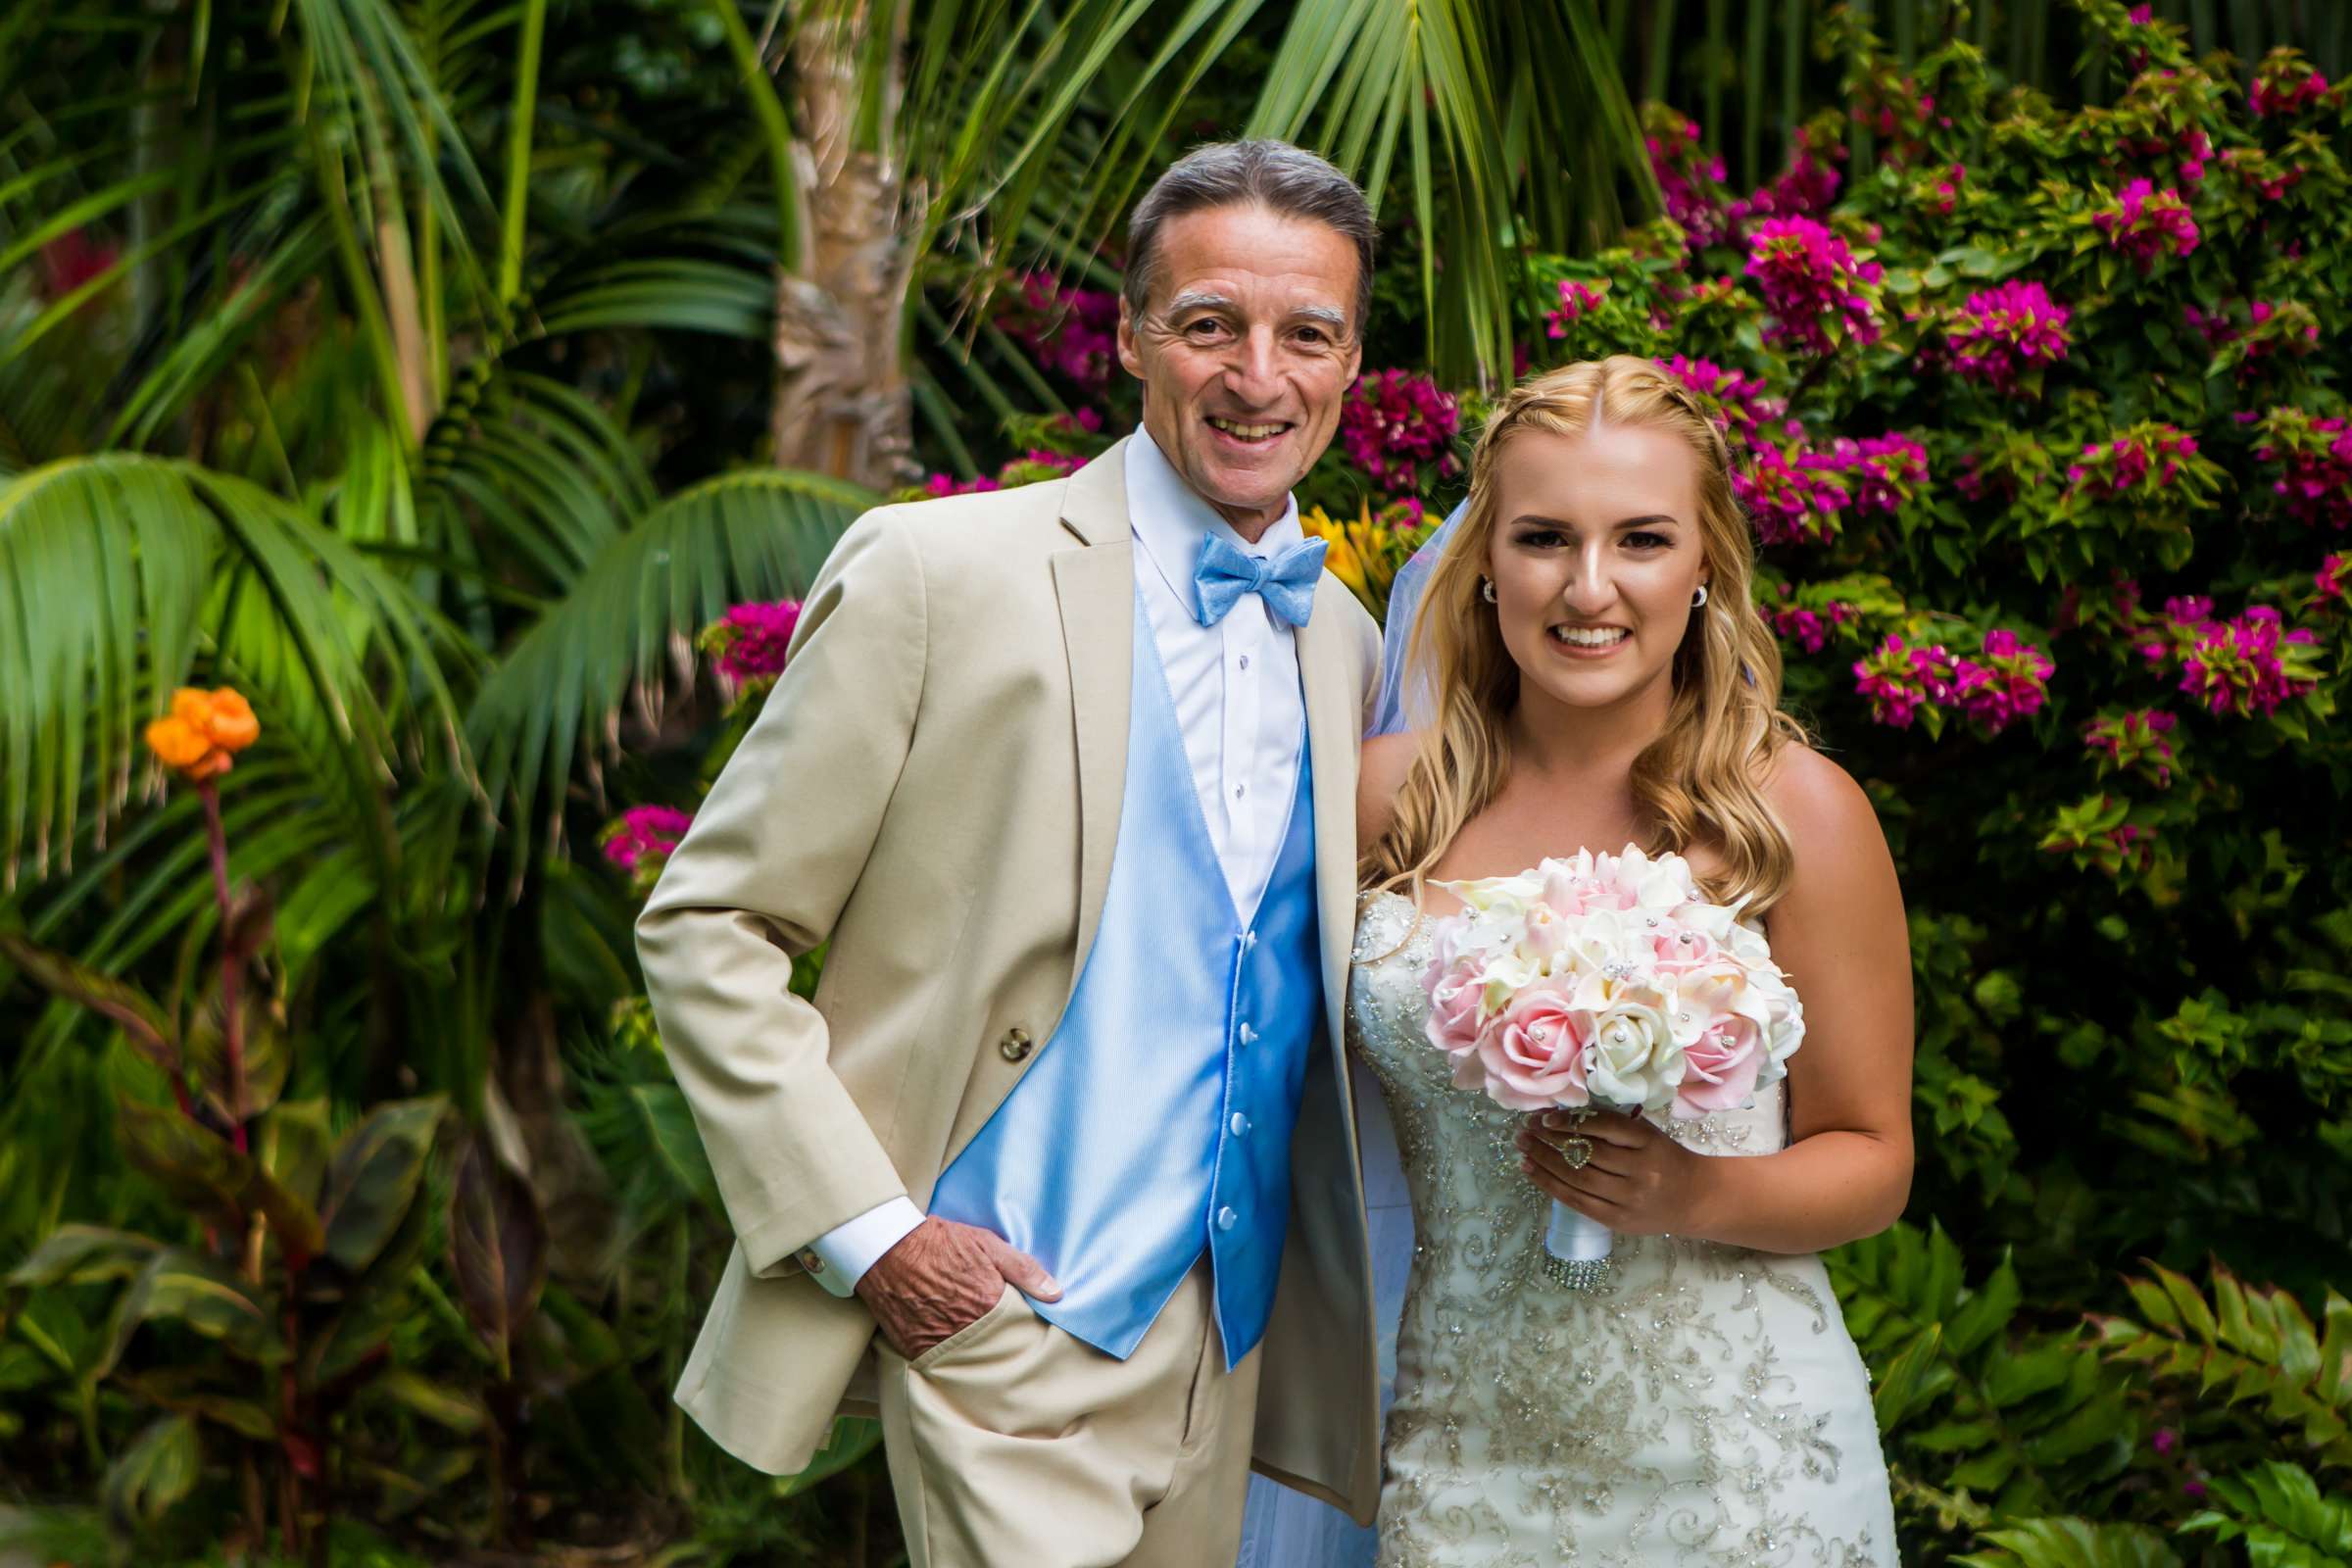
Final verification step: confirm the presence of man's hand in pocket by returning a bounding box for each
[854,1216,1062,1359]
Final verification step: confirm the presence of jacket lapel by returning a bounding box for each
[1295,575,1363,1081]
[1053,440,1136,982]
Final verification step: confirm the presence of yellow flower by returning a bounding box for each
[1302,500,1425,619]
[145,687,261,782]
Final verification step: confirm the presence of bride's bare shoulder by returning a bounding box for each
[1757,742,1895,891]
[1358,730,1423,845]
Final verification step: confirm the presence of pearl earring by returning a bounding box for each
[1482,578,1498,604]
[1691,584,1710,609]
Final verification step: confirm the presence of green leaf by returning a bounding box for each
[1954,1516,2181,1568]
[101,1415,201,1533]
[95,1248,277,1378]
[774,1416,884,1500]
[5,1224,162,1289]
[367,1367,489,1433]
[318,1097,445,1273]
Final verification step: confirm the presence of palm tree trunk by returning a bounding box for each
[771,5,919,490]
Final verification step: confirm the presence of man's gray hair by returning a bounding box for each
[1124,139,1376,336]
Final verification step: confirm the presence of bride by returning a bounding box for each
[1347,355,1908,1565]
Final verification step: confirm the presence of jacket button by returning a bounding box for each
[1215,1206,1239,1232]
[999,1027,1034,1062]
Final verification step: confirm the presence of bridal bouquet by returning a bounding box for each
[1421,846,1804,1287]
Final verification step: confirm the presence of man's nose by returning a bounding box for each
[1220,325,1281,402]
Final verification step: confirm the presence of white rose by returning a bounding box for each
[1587,997,1683,1112]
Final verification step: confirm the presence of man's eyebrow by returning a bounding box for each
[1293,303,1350,333]
[1161,291,1235,316]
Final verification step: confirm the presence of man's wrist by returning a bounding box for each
[800,1198,926,1298]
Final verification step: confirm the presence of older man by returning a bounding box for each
[635,139,1384,1568]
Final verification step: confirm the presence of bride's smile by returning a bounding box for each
[1485,420,1713,719]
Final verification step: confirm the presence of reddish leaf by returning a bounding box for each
[448,1139,548,1376]
[0,932,178,1075]
[115,1098,324,1262]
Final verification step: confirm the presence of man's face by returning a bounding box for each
[1117,203,1364,537]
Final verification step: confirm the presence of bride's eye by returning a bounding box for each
[1516,527,1567,549]
[1624,530,1671,551]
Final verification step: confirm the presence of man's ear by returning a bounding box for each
[1116,296,1146,381]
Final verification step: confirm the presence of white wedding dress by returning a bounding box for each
[1345,889,1898,1568]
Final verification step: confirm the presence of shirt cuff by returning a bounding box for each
[796,1198,926,1298]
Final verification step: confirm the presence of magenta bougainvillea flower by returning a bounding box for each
[1949,629,2055,733]
[2083,709,2180,788]
[2137,597,2322,716]
[602,806,694,873]
[2093,179,2200,269]
[1947,280,2071,392]
[1929,163,1966,215]
[998,271,1121,394]
[2319,554,2349,605]
[1732,125,1844,224]
[2174,606,2321,715]
[1658,355,1775,433]
[1770,602,1857,653]
[1545,279,1608,339]
[922,449,1085,498]
[1738,442,1850,545]
[2067,424,2200,497]
[1744,217,1883,353]
[703,600,802,682]
[2255,413,2352,529]
[1645,108,1736,248]
[1341,369,1461,492]
[2250,56,2330,118]
[1805,432,1929,515]
[1852,634,1957,727]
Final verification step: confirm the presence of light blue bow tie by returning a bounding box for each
[1192,532,1327,629]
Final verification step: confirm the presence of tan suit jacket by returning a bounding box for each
[635,438,1386,1522]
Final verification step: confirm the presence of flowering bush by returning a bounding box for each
[1338,369,1462,492]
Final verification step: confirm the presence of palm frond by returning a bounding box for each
[0,455,464,889]
[464,466,875,837]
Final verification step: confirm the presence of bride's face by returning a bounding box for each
[1483,422,1711,717]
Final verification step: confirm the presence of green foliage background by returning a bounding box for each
[3,1,2351,1564]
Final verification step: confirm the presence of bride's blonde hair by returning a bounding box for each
[1363,355,1808,914]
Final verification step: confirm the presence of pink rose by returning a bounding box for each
[1423,963,1486,1057]
[1652,925,1725,973]
[1674,1014,1766,1119]
[1461,984,1593,1111]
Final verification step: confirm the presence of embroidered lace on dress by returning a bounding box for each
[1349,891,1896,1568]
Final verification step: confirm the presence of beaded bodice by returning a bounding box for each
[1348,890,1892,1568]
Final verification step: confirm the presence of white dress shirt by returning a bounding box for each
[799,430,1312,1296]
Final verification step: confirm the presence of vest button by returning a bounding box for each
[1215,1206,1239,1232]
[1238,1023,1257,1046]
[999,1028,1033,1062]
[1230,1111,1250,1137]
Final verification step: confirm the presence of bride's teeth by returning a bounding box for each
[1552,626,1629,648]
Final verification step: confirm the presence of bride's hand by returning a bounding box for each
[1515,1110,1715,1238]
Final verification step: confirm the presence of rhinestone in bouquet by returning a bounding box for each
[1420,846,1805,1287]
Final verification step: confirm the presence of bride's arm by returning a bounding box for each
[1688,744,1915,1252]
[1519,745,1916,1255]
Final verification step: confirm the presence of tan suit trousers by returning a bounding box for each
[876,1264,1263,1568]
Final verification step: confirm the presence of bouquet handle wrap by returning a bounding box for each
[1543,1200,1614,1289]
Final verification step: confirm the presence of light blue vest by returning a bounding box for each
[928,589,1323,1367]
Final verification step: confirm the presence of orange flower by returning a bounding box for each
[145,687,260,781]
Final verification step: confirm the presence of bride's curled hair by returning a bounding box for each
[1363,355,1808,915]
